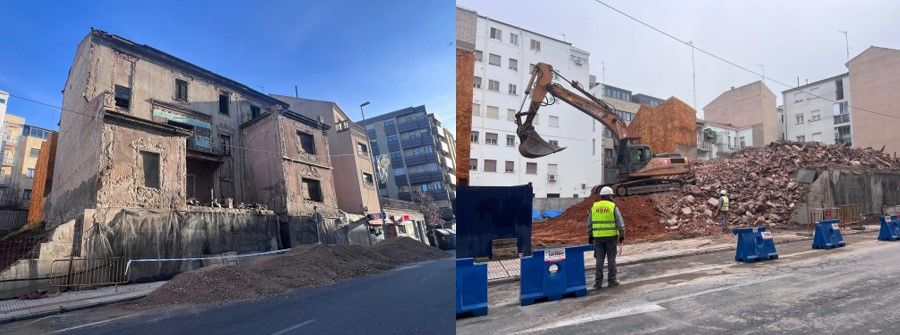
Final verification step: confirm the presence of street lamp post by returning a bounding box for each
[360,101,383,245]
[360,101,370,120]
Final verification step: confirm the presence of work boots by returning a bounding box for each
[607,279,620,287]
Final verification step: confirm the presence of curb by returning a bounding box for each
[0,292,150,325]
[487,228,877,285]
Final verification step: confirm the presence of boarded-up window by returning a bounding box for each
[175,79,188,101]
[115,85,131,109]
[302,178,323,202]
[141,151,160,188]
[219,94,229,115]
[298,132,316,154]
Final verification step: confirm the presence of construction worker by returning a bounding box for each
[718,189,730,232]
[588,186,625,289]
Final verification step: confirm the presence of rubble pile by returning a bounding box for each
[533,194,668,247]
[144,237,446,305]
[657,141,900,236]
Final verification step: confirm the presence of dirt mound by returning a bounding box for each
[657,141,900,235]
[144,238,446,306]
[372,237,448,263]
[533,194,668,247]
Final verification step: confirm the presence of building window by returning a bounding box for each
[114,85,131,109]
[486,106,499,119]
[835,79,844,100]
[251,105,261,118]
[807,87,819,100]
[508,84,517,95]
[488,80,500,92]
[490,27,502,40]
[547,193,560,198]
[509,58,518,71]
[22,189,31,201]
[298,132,316,154]
[474,76,482,89]
[220,135,231,156]
[362,172,374,186]
[302,178,324,202]
[506,135,516,146]
[474,50,483,62]
[141,151,160,188]
[488,53,501,66]
[504,161,514,173]
[484,159,497,172]
[739,136,746,148]
[833,102,850,124]
[485,133,498,145]
[357,142,369,155]
[175,79,188,101]
[510,33,519,46]
[507,108,517,121]
[810,110,821,122]
[526,162,537,174]
[796,135,805,142]
[472,103,481,116]
[219,94,229,115]
[30,148,40,157]
[470,159,478,171]
[471,131,479,143]
[812,132,822,142]
[795,114,804,125]
[384,119,396,130]
[793,92,802,103]
[387,134,398,143]
[592,139,596,155]
[26,168,35,178]
[549,115,560,127]
[530,39,541,51]
[835,125,851,146]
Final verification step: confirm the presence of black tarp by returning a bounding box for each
[456,184,533,258]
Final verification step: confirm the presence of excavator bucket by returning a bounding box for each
[517,126,565,158]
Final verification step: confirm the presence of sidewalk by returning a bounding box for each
[0,281,165,324]
[486,225,880,283]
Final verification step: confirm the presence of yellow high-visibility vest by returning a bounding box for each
[590,200,619,238]
[721,196,730,212]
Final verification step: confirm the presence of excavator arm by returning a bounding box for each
[515,62,634,158]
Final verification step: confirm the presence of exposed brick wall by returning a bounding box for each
[27,133,56,225]
[627,97,697,154]
[456,49,475,186]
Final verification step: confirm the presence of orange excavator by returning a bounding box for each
[515,62,689,196]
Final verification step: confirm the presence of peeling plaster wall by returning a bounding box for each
[277,115,339,218]
[241,113,283,211]
[96,122,187,209]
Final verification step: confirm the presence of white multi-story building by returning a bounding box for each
[696,119,754,160]
[467,12,598,198]
[782,73,852,145]
[0,90,8,152]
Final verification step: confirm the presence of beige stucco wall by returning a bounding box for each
[703,81,778,146]
[847,47,900,157]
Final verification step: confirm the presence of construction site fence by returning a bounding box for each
[808,204,863,228]
[0,210,27,234]
[50,257,128,289]
[123,248,291,280]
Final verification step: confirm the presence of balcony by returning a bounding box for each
[384,124,398,136]
[390,154,404,167]
[405,154,435,166]
[397,118,428,133]
[408,171,442,184]
[400,136,432,149]
[387,140,401,152]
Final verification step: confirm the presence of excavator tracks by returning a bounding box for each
[592,178,684,197]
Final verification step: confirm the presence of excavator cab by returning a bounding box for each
[619,144,652,174]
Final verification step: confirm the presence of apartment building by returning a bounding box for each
[465,10,597,198]
[358,106,456,221]
[782,73,850,145]
[846,46,900,156]
[47,30,335,229]
[696,119,753,160]
[273,95,380,215]
[703,81,778,147]
[1,115,55,209]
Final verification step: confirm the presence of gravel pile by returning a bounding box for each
[143,238,446,306]
[532,194,668,247]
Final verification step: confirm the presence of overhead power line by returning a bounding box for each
[592,0,899,120]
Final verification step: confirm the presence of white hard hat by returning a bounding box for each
[599,186,614,196]
[720,189,727,195]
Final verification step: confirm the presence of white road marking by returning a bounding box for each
[271,319,315,335]
[52,315,134,333]
[511,304,666,334]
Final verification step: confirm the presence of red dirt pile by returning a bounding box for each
[656,141,900,236]
[143,237,446,306]
[533,194,667,247]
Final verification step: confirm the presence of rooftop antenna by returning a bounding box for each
[839,30,850,61]
[295,85,299,98]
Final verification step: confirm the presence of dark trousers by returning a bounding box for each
[593,236,618,285]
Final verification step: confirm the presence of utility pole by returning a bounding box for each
[757,64,765,82]
[294,85,299,98]
[839,30,850,61]
[689,41,697,110]
[360,101,382,245]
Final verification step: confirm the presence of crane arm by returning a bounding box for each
[515,62,633,158]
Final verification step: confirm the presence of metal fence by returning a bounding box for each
[50,257,128,289]
[809,207,838,227]
[0,227,45,271]
[809,204,863,228]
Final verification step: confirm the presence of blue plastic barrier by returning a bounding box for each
[812,219,846,249]
[456,258,488,317]
[542,210,562,219]
[877,215,900,241]
[532,209,542,220]
[733,227,779,263]
[520,245,592,306]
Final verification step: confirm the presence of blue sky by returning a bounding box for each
[0,0,455,131]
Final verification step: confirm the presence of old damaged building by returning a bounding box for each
[43,29,340,256]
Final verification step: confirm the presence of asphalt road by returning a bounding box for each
[459,233,900,334]
[1,257,455,335]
